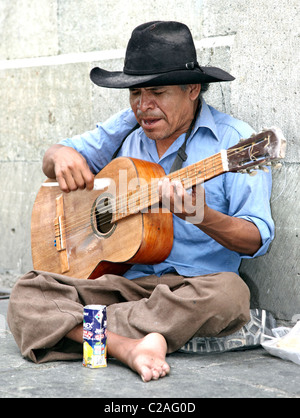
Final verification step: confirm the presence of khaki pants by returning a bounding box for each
[7,270,250,363]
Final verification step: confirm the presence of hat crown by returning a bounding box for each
[124,21,198,76]
[90,20,235,88]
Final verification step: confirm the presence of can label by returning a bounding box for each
[83,304,107,368]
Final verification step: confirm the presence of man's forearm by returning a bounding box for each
[196,206,262,255]
[158,179,262,255]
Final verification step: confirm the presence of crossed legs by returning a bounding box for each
[7,270,250,382]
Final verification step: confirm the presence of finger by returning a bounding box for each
[56,175,71,193]
[55,168,80,193]
[169,181,183,214]
[82,169,95,191]
[159,178,174,211]
[70,170,89,190]
[172,180,185,199]
[159,178,187,214]
[184,184,205,224]
[70,156,94,190]
[56,165,94,192]
[192,184,205,201]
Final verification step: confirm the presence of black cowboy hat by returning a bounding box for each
[90,21,235,89]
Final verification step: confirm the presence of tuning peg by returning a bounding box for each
[248,170,258,176]
[239,169,248,174]
[272,162,282,169]
[259,166,270,173]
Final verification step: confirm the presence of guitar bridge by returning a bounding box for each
[54,194,69,273]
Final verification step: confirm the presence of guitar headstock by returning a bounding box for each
[227,127,286,175]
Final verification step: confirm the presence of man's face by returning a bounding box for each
[129,85,200,143]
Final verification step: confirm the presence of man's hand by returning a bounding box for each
[42,144,94,193]
[158,177,205,224]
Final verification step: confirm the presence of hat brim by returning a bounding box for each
[90,66,235,89]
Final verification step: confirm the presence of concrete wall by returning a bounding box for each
[0,0,299,321]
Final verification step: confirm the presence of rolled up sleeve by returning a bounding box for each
[225,168,275,259]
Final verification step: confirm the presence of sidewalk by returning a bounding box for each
[1,298,299,399]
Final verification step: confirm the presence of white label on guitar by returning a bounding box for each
[42,182,60,187]
[42,178,111,190]
[93,178,111,190]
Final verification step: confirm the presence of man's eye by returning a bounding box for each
[130,90,140,96]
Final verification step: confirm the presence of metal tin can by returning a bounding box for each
[83,304,107,368]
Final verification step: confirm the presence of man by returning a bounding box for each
[7,21,274,382]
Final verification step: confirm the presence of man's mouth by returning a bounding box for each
[141,118,161,128]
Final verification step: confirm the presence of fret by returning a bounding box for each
[194,164,198,186]
[203,159,207,180]
[213,154,216,176]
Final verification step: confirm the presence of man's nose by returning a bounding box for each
[138,91,154,111]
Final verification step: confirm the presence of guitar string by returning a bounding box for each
[58,138,266,237]
[52,139,270,242]
[46,154,224,254]
[54,152,224,239]
[54,146,267,241]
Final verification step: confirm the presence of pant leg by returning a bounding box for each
[7,270,250,362]
[7,270,156,363]
[107,272,250,353]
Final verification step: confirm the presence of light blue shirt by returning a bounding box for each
[60,99,274,279]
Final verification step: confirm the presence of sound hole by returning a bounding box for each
[92,194,116,237]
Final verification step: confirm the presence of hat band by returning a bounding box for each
[123,61,200,76]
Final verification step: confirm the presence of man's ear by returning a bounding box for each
[188,84,201,101]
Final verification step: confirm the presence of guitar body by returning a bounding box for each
[31,157,173,279]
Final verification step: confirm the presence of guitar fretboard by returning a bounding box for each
[112,151,227,222]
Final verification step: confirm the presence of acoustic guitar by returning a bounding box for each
[31,127,286,279]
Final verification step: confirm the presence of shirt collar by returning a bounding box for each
[136,98,220,162]
[192,99,220,142]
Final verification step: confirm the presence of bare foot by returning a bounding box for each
[128,333,170,382]
[66,325,170,382]
[108,331,170,382]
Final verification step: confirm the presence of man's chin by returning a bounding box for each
[140,120,167,139]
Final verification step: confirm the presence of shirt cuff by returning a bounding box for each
[237,215,274,258]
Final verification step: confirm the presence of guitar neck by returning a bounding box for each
[167,149,228,188]
[113,150,228,222]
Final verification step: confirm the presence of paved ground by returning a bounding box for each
[1,297,299,400]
